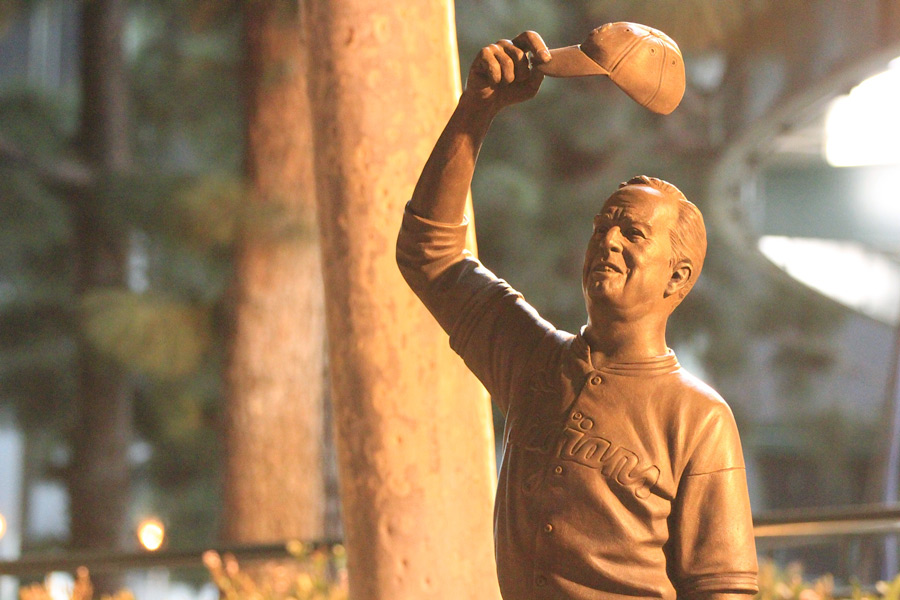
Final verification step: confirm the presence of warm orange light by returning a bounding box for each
[0,513,6,541]
[137,518,165,551]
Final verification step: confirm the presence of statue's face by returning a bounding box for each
[582,185,679,318]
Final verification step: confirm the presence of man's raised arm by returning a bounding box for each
[408,31,550,224]
[396,32,557,404]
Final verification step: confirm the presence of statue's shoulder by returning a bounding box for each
[529,327,577,360]
[671,366,746,471]
[671,364,735,419]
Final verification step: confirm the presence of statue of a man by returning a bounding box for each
[396,27,758,600]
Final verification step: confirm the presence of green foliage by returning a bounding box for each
[0,90,77,153]
[175,174,245,249]
[132,363,225,548]
[0,91,76,429]
[80,289,210,378]
[129,2,241,170]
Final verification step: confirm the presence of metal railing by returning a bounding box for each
[2,505,900,577]
[754,503,900,546]
[0,540,343,577]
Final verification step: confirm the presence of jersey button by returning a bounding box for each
[544,523,553,533]
[535,575,547,587]
[590,375,602,385]
[554,465,563,475]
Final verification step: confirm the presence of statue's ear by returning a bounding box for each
[666,260,693,298]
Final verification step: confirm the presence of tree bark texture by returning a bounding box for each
[306,1,500,599]
[69,0,133,591]
[223,0,328,543]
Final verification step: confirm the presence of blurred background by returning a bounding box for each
[0,0,899,597]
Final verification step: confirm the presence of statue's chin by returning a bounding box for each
[584,290,622,318]
[584,276,620,302]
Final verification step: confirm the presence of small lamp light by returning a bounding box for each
[137,517,165,552]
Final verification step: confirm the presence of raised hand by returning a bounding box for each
[463,31,551,112]
[409,32,552,224]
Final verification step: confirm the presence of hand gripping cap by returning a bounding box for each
[537,22,686,115]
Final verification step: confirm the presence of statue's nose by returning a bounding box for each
[600,226,623,252]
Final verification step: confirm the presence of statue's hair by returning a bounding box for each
[618,175,707,299]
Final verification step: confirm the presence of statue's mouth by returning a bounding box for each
[592,260,623,274]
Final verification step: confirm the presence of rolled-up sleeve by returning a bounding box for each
[396,205,554,412]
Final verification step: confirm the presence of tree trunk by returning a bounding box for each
[306,2,500,599]
[222,0,328,543]
[69,0,132,593]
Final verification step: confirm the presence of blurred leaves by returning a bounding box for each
[456,0,568,52]
[129,4,241,171]
[204,546,348,600]
[0,91,76,153]
[80,289,210,378]
[176,173,245,248]
[17,566,133,600]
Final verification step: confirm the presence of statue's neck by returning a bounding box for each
[582,314,669,364]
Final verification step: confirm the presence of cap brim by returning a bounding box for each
[536,45,609,78]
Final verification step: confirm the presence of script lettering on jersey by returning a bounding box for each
[519,412,660,499]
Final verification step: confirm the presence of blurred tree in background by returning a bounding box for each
[0,0,243,564]
[67,3,134,593]
[223,0,330,544]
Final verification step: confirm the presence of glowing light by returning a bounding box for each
[137,518,165,552]
[858,166,900,224]
[759,236,900,325]
[0,513,6,541]
[825,57,900,167]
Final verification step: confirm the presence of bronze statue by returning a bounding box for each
[397,24,758,600]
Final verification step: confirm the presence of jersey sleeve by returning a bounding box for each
[396,205,553,413]
[666,403,759,596]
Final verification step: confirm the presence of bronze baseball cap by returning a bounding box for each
[537,22,686,115]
